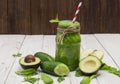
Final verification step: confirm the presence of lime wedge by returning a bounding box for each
[54,64,70,76]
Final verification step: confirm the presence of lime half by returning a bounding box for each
[54,64,70,76]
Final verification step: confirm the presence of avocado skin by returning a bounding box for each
[81,70,98,76]
[20,63,40,70]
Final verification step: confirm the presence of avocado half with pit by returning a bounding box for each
[19,55,41,70]
[79,56,102,75]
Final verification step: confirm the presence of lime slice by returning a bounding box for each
[54,64,70,76]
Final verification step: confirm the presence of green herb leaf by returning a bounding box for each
[75,69,83,77]
[90,74,100,80]
[41,74,53,84]
[57,76,65,83]
[80,76,90,84]
[16,68,37,76]
[49,15,60,23]
[80,74,99,84]
[101,63,120,77]
[13,53,22,57]
[24,76,39,84]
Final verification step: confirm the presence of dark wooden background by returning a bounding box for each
[0,0,120,34]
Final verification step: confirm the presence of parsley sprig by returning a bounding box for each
[13,53,22,57]
[101,63,120,77]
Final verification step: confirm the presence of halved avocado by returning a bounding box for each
[80,48,104,60]
[19,55,40,70]
[79,56,102,75]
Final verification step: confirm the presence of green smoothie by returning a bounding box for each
[55,20,81,71]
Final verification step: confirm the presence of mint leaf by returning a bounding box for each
[49,15,60,23]
[16,68,37,76]
[57,76,65,83]
[24,76,39,84]
[80,76,90,84]
[75,69,83,77]
[101,63,120,77]
[90,74,100,80]
[41,74,53,84]
[80,74,99,84]
[13,53,22,57]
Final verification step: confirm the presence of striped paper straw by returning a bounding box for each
[72,2,82,23]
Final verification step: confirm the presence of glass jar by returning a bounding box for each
[55,20,81,71]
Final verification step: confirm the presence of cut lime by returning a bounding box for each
[54,63,70,76]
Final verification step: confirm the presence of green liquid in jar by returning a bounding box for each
[55,43,80,71]
[55,20,81,71]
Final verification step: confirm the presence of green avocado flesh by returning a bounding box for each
[79,56,101,75]
[19,57,40,69]
[58,20,80,29]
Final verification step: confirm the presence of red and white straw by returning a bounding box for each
[72,2,82,23]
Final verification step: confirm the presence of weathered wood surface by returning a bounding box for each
[0,34,120,84]
[0,0,120,34]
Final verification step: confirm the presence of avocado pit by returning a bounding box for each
[25,55,35,63]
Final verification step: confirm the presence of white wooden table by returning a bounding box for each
[0,34,120,84]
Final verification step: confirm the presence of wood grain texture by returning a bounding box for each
[2,34,120,84]
[5,35,43,84]
[0,0,7,34]
[0,35,25,84]
[7,0,31,34]
[0,0,120,34]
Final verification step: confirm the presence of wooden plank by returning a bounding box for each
[30,0,57,34]
[81,34,120,84]
[95,34,120,67]
[5,35,43,84]
[30,0,43,34]
[7,0,31,34]
[0,35,25,84]
[0,0,7,33]
[42,35,56,56]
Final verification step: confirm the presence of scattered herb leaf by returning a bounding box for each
[57,76,65,83]
[49,15,60,23]
[75,69,84,77]
[13,53,22,57]
[80,74,99,84]
[24,76,39,84]
[80,76,90,84]
[101,63,120,77]
[16,68,37,76]
[90,74,100,80]
[41,74,53,84]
